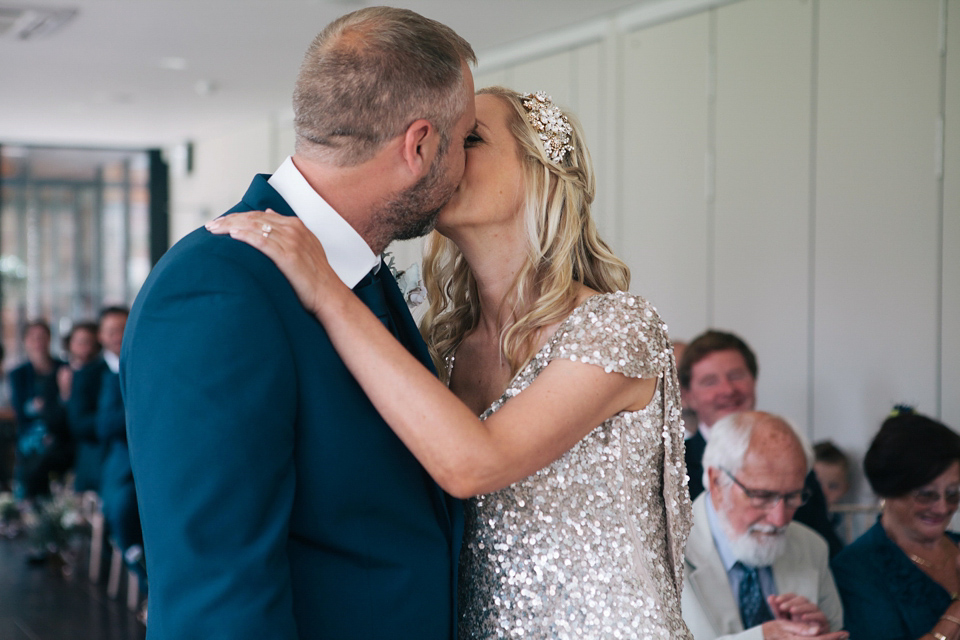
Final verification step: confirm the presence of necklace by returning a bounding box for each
[909,553,933,568]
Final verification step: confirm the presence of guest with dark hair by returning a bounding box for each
[678,330,761,499]
[65,321,105,494]
[8,320,72,500]
[58,321,100,402]
[814,441,851,509]
[69,307,143,577]
[679,329,844,557]
[831,406,960,640]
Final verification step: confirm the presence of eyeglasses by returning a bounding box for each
[910,486,960,506]
[722,468,811,510]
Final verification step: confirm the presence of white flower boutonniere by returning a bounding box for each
[383,251,426,310]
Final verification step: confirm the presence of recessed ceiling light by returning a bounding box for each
[158,57,188,71]
[194,79,217,96]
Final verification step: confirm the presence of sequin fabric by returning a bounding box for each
[450,292,693,639]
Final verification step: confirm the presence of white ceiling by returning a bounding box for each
[0,0,649,150]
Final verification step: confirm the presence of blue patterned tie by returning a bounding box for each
[736,562,773,629]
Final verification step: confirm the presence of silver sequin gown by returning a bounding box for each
[453,292,693,639]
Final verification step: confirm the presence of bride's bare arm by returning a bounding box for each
[206,210,656,498]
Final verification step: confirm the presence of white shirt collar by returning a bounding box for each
[698,421,712,441]
[267,156,379,288]
[103,350,120,374]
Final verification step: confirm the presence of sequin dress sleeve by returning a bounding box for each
[456,291,693,640]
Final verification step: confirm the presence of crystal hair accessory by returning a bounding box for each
[521,92,574,164]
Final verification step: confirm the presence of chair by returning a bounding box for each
[829,503,881,544]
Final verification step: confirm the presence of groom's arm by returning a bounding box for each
[122,235,299,640]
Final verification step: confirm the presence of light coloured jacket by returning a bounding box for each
[681,493,844,640]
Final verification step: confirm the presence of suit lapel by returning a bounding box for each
[686,496,744,634]
[376,260,437,374]
[771,542,816,601]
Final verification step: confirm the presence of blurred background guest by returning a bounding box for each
[0,342,16,491]
[58,321,101,403]
[814,441,852,510]
[814,440,853,544]
[92,307,143,580]
[831,407,960,640]
[66,320,106,494]
[8,320,72,501]
[672,340,698,438]
[813,440,850,508]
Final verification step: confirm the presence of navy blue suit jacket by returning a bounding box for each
[122,174,463,640]
[67,359,109,493]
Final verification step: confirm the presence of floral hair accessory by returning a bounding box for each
[889,404,915,418]
[521,92,574,164]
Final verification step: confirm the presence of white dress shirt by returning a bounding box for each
[267,156,379,289]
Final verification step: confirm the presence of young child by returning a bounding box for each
[813,440,851,508]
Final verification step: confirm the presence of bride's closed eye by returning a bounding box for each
[465,133,483,148]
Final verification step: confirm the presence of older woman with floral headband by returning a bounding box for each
[831,407,960,640]
[208,87,692,638]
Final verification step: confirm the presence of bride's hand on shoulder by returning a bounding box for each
[205,209,337,315]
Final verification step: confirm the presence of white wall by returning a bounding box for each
[167,0,960,497]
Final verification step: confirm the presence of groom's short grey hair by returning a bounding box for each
[701,411,813,491]
[293,6,476,167]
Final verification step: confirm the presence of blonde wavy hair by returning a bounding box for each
[420,86,630,380]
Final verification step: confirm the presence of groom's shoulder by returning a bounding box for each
[155,219,277,282]
[132,220,292,324]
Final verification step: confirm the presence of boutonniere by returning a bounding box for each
[383,251,426,310]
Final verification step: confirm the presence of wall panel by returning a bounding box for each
[943,0,960,429]
[508,50,575,108]
[620,13,710,342]
[814,0,942,467]
[170,120,273,242]
[713,0,814,429]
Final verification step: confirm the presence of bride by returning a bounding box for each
[207,87,692,639]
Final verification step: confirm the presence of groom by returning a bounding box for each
[121,8,477,639]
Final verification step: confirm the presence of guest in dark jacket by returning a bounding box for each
[72,307,143,575]
[63,321,104,493]
[831,407,960,640]
[8,319,72,500]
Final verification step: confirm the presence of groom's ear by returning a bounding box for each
[400,118,439,179]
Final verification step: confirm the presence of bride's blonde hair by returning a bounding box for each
[420,86,629,379]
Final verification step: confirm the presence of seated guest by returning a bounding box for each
[680,329,844,556]
[70,307,143,577]
[831,407,960,640]
[8,320,72,500]
[58,321,101,402]
[66,321,106,494]
[813,440,852,543]
[682,410,847,640]
[813,441,851,509]
[672,339,698,438]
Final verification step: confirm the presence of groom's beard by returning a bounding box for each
[377,138,456,243]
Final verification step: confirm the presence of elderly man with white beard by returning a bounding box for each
[681,411,848,640]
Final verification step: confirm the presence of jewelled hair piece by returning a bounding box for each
[521,92,574,164]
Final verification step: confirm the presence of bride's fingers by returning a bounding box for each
[206,209,273,233]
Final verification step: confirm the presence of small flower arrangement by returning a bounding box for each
[22,485,87,556]
[383,251,426,310]
[0,492,22,537]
